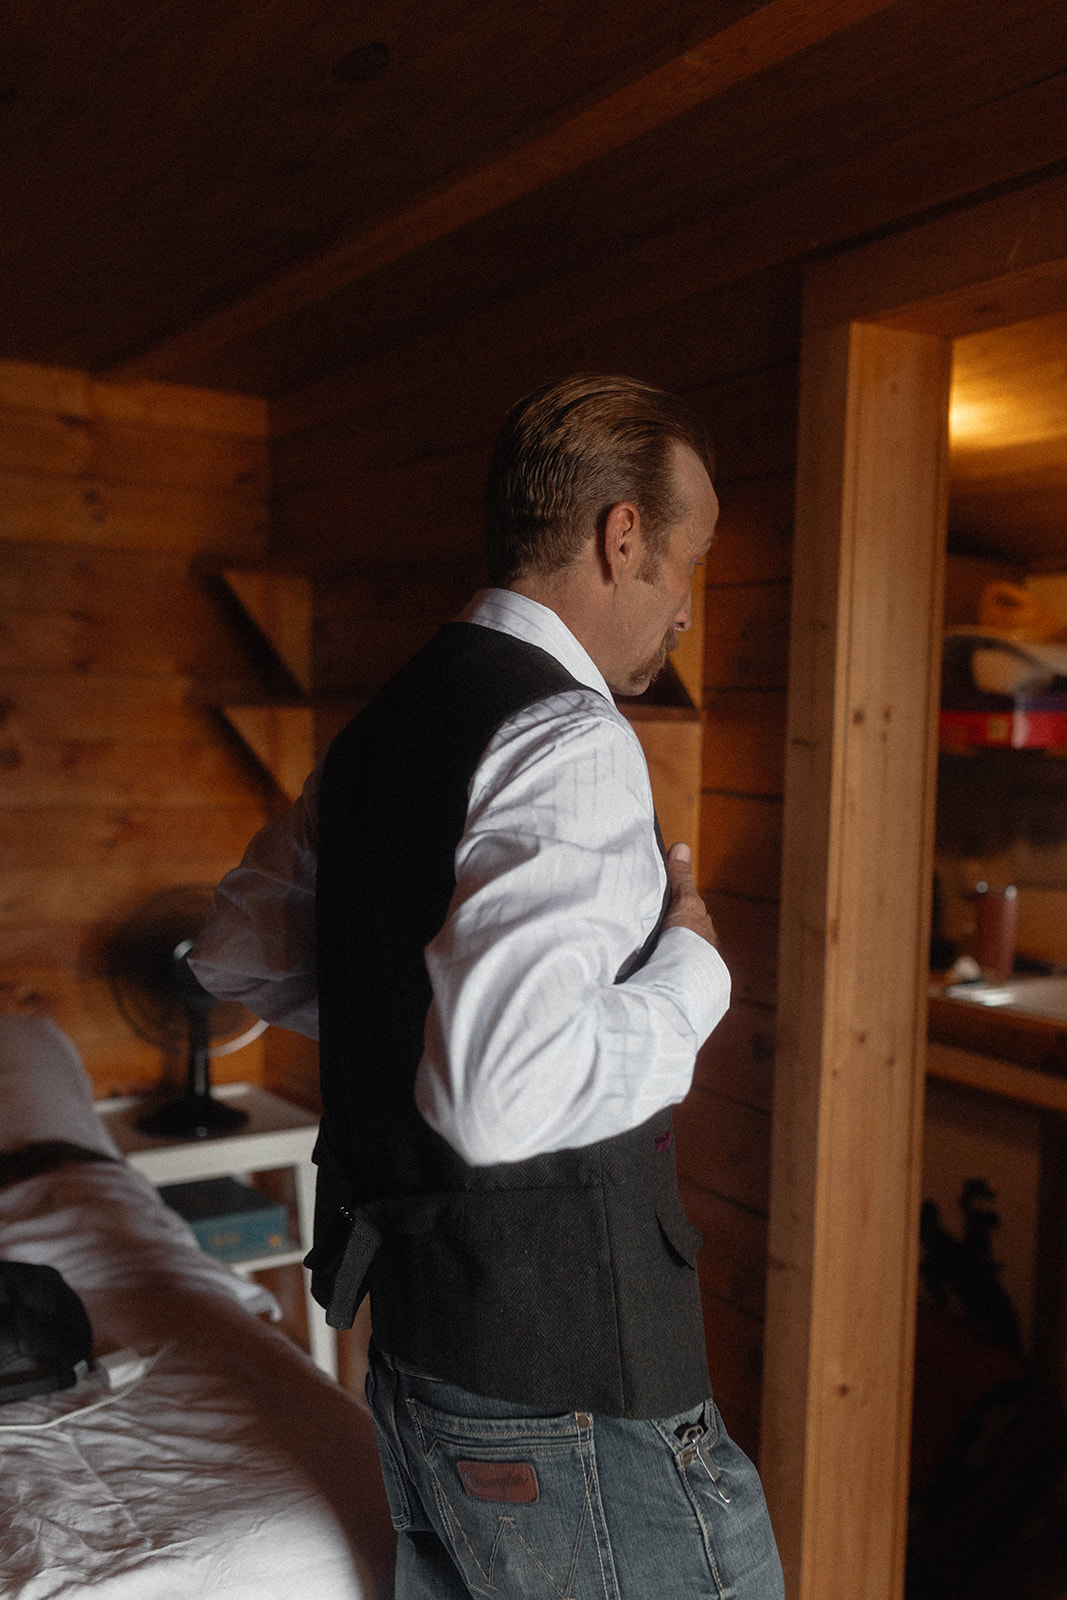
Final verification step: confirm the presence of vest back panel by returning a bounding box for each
[313,621,709,1417]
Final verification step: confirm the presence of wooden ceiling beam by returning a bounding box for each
[103,0,897,384]
[270,69,1067,438]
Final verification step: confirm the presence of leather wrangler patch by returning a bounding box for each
[456,1459,539,1503]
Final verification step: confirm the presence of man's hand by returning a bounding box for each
[663,842,718,946]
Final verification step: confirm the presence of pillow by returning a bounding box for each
[0,1018,278,1320]
[0,1163,279,1318]
[0,1017,124,1160]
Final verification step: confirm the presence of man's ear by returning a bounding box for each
[602,500,641,583]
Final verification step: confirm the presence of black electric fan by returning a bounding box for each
[107,886,265,1139]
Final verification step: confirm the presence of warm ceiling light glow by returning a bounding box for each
[947,396,994,443]
[949,378,1067,451]
[951,317,1067,454]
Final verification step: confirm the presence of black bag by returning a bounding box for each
[0,1260,93,1405]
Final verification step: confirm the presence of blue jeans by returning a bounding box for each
[366,1343,784,1599]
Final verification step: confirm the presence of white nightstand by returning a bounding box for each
[96,1082,337,1379]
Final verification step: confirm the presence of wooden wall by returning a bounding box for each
[268,262,801,1453]
[0,9,1063,1509]
[4,44,1060,1467]
[0,361,274,1093]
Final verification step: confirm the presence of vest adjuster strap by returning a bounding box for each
[324,1207,383,1329]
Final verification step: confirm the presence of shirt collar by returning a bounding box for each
[460,589,614,703]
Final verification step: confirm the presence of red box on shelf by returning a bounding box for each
[939,700,1067,751]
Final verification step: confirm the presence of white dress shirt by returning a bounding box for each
[191,589,729,1165]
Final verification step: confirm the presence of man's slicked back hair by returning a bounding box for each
[484,374,713,587]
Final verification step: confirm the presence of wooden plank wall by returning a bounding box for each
[0,361,274,1093]
[269,262,801,1453]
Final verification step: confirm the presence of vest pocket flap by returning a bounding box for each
[654,1190,703,1267]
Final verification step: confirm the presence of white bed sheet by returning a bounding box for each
[2,1333,372,1600]
[0,1018,395,1600]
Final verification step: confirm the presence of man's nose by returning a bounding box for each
[674,595,692,632]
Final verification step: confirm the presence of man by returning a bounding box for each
[191,374,783,1598]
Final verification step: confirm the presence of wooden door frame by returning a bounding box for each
[760,170,1067,1600]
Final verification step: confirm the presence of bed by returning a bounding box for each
[0,1015,395,1600]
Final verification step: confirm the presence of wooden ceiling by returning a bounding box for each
[3,0,1067,400]
[2,1,1066,562]
[0,0,888,390]
[950,311,1067,568]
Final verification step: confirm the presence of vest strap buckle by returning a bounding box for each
[325,1207,383,1329]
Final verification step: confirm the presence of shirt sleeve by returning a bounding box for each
[188,766,321,1039]
[414,693,730,1166]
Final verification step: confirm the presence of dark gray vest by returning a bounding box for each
[310,620,709,1418]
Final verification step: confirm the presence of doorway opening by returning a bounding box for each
[915,309,1067,1598]
[759,172,1067,1600]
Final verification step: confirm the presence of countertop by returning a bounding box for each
[928,987,1067,1074]
[927,979,1067,1112]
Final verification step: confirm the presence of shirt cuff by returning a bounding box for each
[652,925,732,1043]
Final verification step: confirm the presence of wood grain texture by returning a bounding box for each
[704,893,779,1007]
[0,861,251,925]
[700,1290,765,1454]
[221,570,313,694]
[219,706,315,803]
[0,673,209,742]
[627,715,703,874]
[270,264,802,443]
[0,738,263,809]
[113,3,1067,399]
[758,176,1067,1600]
[927,1041,1067,1116]
[0,469,268,556]
[0,363,268,557]
[0,543,269,685]
[232,53,1067,403]
[701,792,783,901]
[694,999,778,1113]
[0,409,267,494]
[312,560,485,699]
[269,367,795,565]
[762,321,950,1600]
[703,582,792,691]
[929,990,1067,1073]
[804,169,1067,337]
[707,476,795,587]
[275,448,485,567]
[703,690,787,796]
[0,938,266,1095]
[0,805,265,869]
[108,0,895,382]
[683,1179,769,1320]
[0,365,266,434]
[0,366,271,1093]
[675,1087,773,1216]
[263,1027,322,1115]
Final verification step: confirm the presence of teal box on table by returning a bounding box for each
[159,1176,292,1262]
